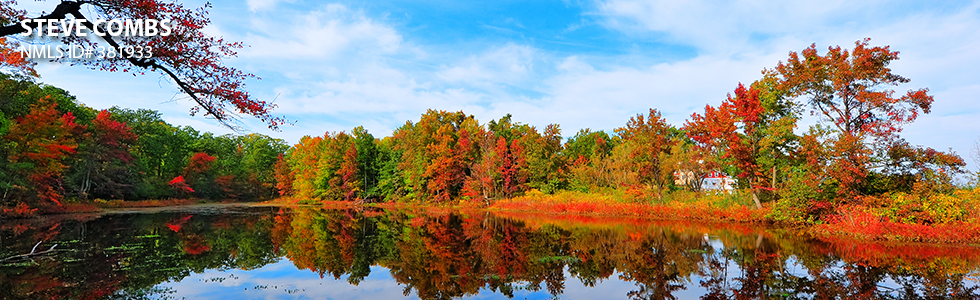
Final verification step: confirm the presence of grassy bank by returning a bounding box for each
[490,189,768,223]
[483,188,980,245]
[9,187,980,245]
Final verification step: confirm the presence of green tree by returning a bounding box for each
[564,129,615,191]
[352,126,379,199]
[108,107,200,199]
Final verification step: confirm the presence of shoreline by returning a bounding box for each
[6,194,980,246]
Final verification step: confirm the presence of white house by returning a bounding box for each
[674,170,737,192]
[701,171,736,191]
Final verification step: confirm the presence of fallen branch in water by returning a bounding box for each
[1,241,59,262]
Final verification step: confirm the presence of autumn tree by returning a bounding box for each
[470,115,557,200]
[273,153,294,196]
[3,96,85,206]
[283,130,367,201]
[287,135,324,199]
[69,110,138,200]
[318,132,360,201]
[0,0,285,129]
[391,110,480,203]
[336,142,361,201]
[684,102,734,192]
[184,152,217,198]
[774,38,933,196]
[424,124,474,202]
[686,77,799,208]
[613,109,677,200]
[661,136,713,192]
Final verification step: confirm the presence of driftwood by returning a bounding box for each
[1,241,59,262]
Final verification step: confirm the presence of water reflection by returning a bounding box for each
[0,205,979,299]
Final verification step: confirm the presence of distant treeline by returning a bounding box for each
[2,40,971,224]
[275,40,968,224]
[0,74,288,206]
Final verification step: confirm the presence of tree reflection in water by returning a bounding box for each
[0,206,978,299]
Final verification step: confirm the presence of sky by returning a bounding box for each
[14,0,980,172]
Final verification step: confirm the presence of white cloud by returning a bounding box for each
[437,44,537,88]
[241,4,405,61]
[245,0,293,12]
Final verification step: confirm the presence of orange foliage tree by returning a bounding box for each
[686,76,800,208]
[774,38,934,197]
[287,136,323,199]
[392,110,480,202]
[273,153,294,196]
[614,109,676,200]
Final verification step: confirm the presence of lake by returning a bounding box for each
[1,204,978,299]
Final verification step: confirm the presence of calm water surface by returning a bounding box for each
[1,204,979,299]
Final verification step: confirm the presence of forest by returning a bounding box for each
[0,72,289,210]
[2,40,977,230]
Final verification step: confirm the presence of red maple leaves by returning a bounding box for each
[4,97,84,205]
[0,0,286,130]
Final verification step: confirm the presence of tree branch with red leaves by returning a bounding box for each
[0,0,286,130]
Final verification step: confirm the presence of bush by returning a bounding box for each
[866,192,965,224]
[770,167,832,224]
[923,193,964,224]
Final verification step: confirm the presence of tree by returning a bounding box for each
[351,126,379,198]
[273,153,293,196]
[70,110,138,200]
[3,96,85,206]
[564,129,615,190]
[469,115,553,200]
[614,109,676,200]
[524,124,564,193]
[774,38,933,196]
[336,142,361,201]
[687,80,799,208]
[108,107,201,198]
[0,0,285,129]
[184,152,217,198]
[189,133,288,199]
[775,38,932,140]
[288,135,324,199]
[391,110,480,202]
[662,137,712,192]
[881,140,965,194]
[168,175,193,197]
[373,138,405,201]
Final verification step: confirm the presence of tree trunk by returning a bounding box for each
[771,166,776,189]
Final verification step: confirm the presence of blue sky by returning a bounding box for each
[17,0,980,172]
